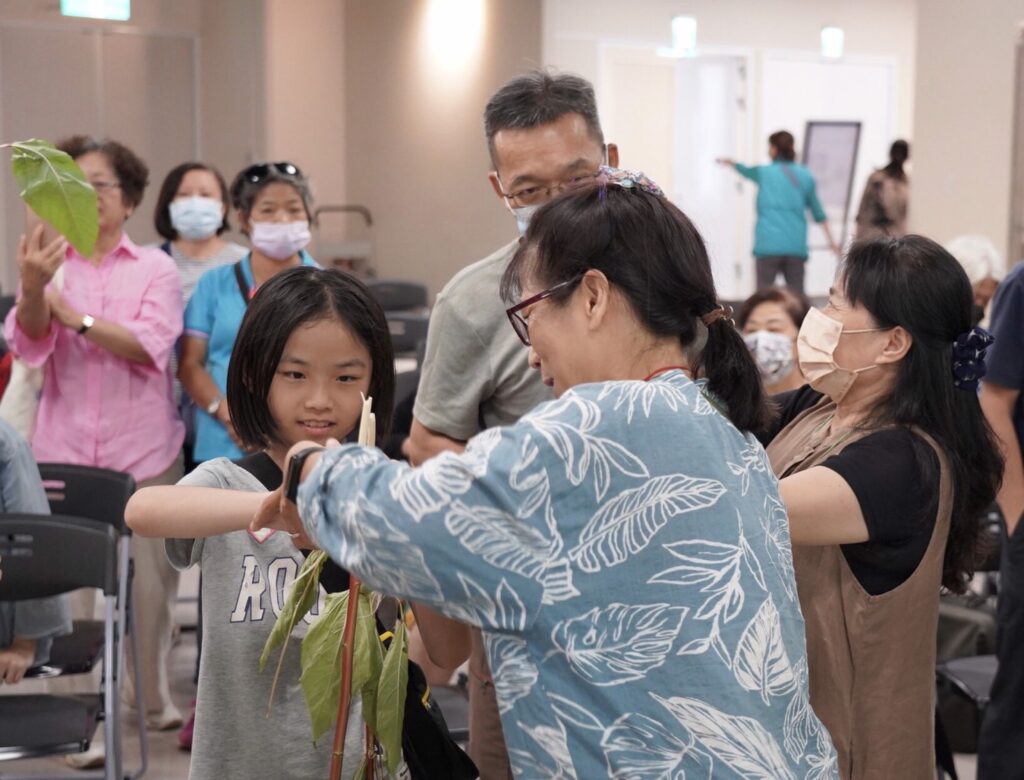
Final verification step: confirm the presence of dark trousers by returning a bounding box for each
[978,517,1024,779]
[756,255,805,294]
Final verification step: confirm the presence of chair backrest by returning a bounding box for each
[0,514,118,598]
[366,279,428,313]
[387,312,429,354]
[38,463,135,536]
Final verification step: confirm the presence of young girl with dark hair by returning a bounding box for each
[126,267,396,779]
[254,169,838,778]
[763,235,1002,779]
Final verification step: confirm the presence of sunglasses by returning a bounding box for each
[242,161,303,183]
[505,275,583,346]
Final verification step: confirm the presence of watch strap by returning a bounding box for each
[285,446,325,504]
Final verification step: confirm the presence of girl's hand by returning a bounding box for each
[17,225,66,297]
[250,438,341,541]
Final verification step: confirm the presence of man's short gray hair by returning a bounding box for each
[484,70,604,167]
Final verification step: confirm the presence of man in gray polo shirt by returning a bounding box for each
[403,70,617,779]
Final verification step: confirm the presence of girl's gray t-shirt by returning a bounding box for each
[165,458,364,780]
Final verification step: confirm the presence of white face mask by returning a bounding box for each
[169,196,223,241]
[743,330,795,387]
[249,220,311,261]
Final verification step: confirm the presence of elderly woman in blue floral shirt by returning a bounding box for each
[260,170,838,778]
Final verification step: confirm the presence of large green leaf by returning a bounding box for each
[260,549,326,671]
[8,139,97,257]
[352,588,383,735]
[375,620,409,773]
[300,590,349,743]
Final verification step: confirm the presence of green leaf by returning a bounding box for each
[300,590,349,743]
[260,549,326,671]
[352,757,367,780]
[8,139,98,257]
[352,589,383,734]
[375,620,409,773]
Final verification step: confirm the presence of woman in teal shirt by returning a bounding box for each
[179,162,318,462]
[719,130,840,294]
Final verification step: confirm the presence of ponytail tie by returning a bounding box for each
[952,326,994,391]
[701,304,734,328]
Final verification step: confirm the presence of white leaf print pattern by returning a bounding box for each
[508,718,575,779]
[783,659,812,762]
[649,540,747,624]
[551,603,688,686]
[652,694,797,780]
[726,439,771,496]
[331,496,444,602]
[444,500,551,578]
[762,495,797,602]
[732,596,798,705]
[541,557,581,605]
[570,474,726,573]
[805,726,839,780]
[601,711,713,780]
[485,634,538,714]
[596,380,688,423]
[388,455,476,521]
[548,693,604,732]
[526,395,649,501]
[444,573,529,632]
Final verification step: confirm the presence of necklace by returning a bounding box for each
[644,365,690,382]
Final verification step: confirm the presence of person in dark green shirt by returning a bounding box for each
[718,130,840,294]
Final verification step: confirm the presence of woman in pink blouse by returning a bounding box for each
[4,136,186,751]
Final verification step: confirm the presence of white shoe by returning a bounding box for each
[145,703,183,731]
[64,744,105,769]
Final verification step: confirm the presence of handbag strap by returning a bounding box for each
[233,259,252,305]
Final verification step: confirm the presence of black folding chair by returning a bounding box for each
[0,514,125,778]
[30,464,147,778]
[366,279,428,313]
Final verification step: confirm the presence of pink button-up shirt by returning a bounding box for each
[4,232,184,482]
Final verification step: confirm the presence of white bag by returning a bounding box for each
[0,265,64,440]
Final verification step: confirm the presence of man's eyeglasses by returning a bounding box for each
[505,275,583,346]
[498,172,601,207]
[242,161,303,184]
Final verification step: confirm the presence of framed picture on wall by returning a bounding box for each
[802,121,861,247]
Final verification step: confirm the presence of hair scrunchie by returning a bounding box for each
[952,326,995,391]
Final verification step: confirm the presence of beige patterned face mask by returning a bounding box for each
[796,307,889,402]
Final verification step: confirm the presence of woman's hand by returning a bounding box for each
[17,225,65,297]
[0,638,36,684]
[45,290,80,330]
[215,400,246,451]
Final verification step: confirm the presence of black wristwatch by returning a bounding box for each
[284,446,325,503]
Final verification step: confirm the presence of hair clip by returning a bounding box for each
[597,165,665,197]
[951,326,994,391]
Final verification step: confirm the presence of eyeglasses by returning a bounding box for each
[498,172,601,207]
[242,161,303,184]
[89,180,121,193]
[505,275,583,346]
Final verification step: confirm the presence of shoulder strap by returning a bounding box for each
[160,241,173,256]
[233,259,252,304]
[779,162,804,193]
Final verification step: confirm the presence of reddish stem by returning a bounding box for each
[330,575,362,780]
[365,723,376,778]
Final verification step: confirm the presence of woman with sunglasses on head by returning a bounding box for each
[253,168,838,778]
[761,237,1002,779]
[179,162,318,464]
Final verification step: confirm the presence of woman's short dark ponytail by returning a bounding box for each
[501,181,772,435]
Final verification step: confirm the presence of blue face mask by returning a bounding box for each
[169,196,223,241]
[511,203,540,236]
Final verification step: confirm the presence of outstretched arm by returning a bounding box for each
[126,485,265,539]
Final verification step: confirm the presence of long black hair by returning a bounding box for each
[500,182,771,434]
[843,235,1002,592]
[227,267,395,447]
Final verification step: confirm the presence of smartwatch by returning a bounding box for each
[285,446,325,504]
[77,314,95,335]
[206,396,222,416]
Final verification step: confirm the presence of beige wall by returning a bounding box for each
[344,0,542,296]
[911,0,1022,269]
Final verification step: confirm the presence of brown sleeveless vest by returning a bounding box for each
[767,397,952,780]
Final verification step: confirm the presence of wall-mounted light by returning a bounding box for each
[657,15,697,58]
[61,0,131,21]
[821,26,844,59]
[421,0,486,76]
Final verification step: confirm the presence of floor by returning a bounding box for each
[1,566,983,778]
